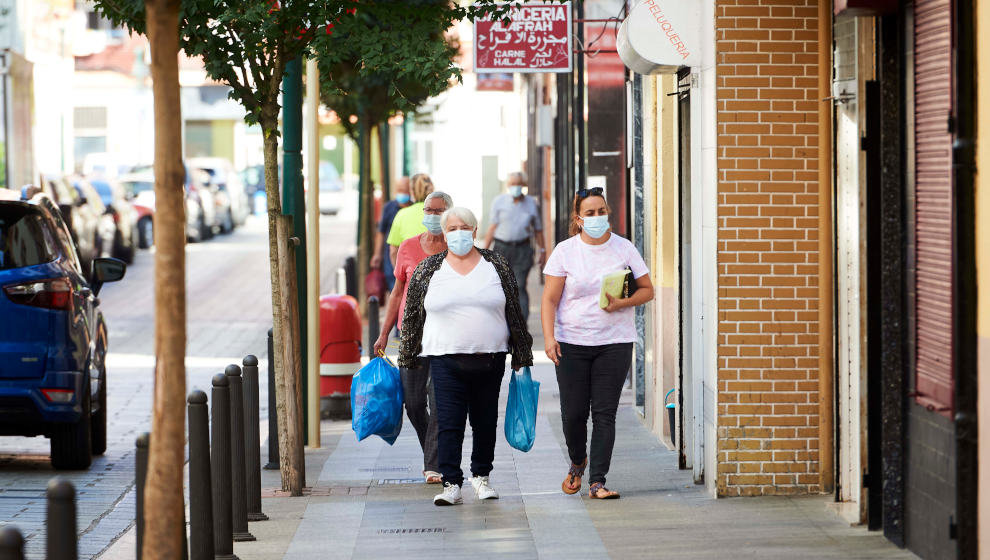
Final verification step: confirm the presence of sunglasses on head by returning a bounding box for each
[576,187,604,198]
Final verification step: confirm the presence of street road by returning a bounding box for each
[0,214,356,559]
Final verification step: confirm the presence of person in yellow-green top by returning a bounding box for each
[387,173,435,266]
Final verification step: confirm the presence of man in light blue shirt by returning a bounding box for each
[482,171,545,322]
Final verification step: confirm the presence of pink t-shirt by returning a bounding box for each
[394,234,432,329]
[542,233,649,345]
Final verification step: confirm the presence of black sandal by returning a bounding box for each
[589,482,619,499]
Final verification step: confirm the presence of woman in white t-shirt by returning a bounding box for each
[541,188,654,500]
[399,207,533,507]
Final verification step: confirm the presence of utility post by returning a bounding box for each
[281,57,308,443]
[402,115,412,177]
[304,57,321,448]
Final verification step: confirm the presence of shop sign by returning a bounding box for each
[617,0,701,74]
[474,2,572,73]
[476,73,514,91]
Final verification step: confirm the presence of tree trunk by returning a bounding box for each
[143,0,186,558]
[260,115,305,496]
[356,119,373,314]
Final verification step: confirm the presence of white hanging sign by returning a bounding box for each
[617,0,701,74]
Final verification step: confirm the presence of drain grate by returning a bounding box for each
[359,466,410,472]
[378,528,445,534]
[376,478,424,485]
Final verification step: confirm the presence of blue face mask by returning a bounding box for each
[509,185,523,198]
[422,213,443,235]
[395,193,411,204]
[445,230,475,256]
[580,215,610,239]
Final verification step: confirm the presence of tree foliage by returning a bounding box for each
[93,0,529,132]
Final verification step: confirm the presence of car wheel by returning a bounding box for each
[198,215,210,241]
[50,386,92,470]
[91,368,107,456]
[138,217,153,249]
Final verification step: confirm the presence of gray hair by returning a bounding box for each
[507,171,527,185]
[424,190,452,210]
[440,206,478,231]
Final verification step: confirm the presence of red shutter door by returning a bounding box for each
[913,0,954,416]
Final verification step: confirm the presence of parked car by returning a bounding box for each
[71,179,117,262]
[39,175,104,280]
[317,161,353,215]
[0,188,126,469]
[189,157,251,229]
[88,178,140,264]
[125,164,213,242]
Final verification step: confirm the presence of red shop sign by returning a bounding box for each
[474,2,572,73]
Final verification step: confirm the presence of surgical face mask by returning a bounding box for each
[445,229,475,256]
[422,213,443,235]
[509,185,523,198]
[395,193,411,204]
[580,215,610,239]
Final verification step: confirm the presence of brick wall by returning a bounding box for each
[714,0,822,496]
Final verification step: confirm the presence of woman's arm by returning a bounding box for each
[602,273,655,312]
[541,275,565,365]
[372,277,405,355]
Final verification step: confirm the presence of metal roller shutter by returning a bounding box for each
[913,0,954,416]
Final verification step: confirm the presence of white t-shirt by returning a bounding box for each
[421,258,510,356]
[542,233,649,345]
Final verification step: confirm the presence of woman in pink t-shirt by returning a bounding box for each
[373,190,451,484]
[541,188,654,500]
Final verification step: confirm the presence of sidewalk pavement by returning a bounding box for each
[238,364,915,558]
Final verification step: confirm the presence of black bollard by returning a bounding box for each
[0,526,24,560]
[47,478,77,560]
[344,256,357,299]
[135,432,149,560]
[187,391,214,560]
[242,356,268,522]
[264,328,280,470]
[368,296,380,359]
[210,374,236,560]
[225,365,255,542]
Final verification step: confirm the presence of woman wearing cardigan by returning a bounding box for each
[399,206,533,506]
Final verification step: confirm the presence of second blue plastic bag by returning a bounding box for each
[504,367,540,452]
[350,356,404,445]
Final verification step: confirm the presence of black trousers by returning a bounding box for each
[430,353,506,487]
[493,240,534,322]
[555,342,632,485]
[399,361,438,472]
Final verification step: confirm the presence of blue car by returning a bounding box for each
[0,187,125,469]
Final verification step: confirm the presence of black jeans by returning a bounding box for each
[493,240,534,322]
[430,353,506,487]
[555,342,633,485]
[399,361,438,472]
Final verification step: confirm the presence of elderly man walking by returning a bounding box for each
[482,171,545,322]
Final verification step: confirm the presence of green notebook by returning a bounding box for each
[599,268,632,309]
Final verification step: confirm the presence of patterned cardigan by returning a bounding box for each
[398,248,534,370]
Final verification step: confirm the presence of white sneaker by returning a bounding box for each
[470,476,499,500]
[433,482,463,506]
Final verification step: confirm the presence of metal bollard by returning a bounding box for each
[242,355,268,521]
[135,432,149,560]
[210,374,236,560]
[225,365,256,542]
[0,526,24,560]
[368,296,380,359]
[336,267,346,296]
[264,328,280,471]
[187,391,214,560]
[344,256,357,299]
[47,478,77,560]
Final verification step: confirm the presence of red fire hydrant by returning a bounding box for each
[319,294,361,419]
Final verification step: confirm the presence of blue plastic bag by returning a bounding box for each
[504,367,540,452]
[350,356,404,445]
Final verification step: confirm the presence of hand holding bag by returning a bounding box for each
[504,367,540,452]
[350,355,404,445]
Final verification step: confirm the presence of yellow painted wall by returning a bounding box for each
[977,0,990,556]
